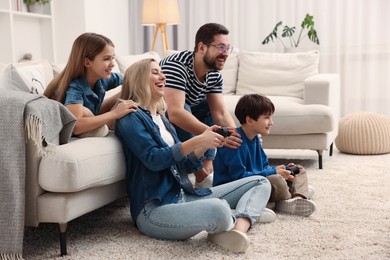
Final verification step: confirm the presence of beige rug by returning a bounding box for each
[23,148,390,259]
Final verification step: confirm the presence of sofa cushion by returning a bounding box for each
[39,133,126,192]
[236,50,319,99]
[0,60,53,94]
[224,94,335,135]
[116,51,161,73]
[220,48,239,94]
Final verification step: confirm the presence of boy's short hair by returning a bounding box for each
[234,94,275,124]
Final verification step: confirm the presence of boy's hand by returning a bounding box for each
[276,164,294,181]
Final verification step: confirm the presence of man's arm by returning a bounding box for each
[207,93,242,148]
[164,87,208,135]
[207,93,236,127]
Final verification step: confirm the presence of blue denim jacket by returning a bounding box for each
[115,108,211,223]
[63,72,122,115]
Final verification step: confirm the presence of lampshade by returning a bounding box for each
[142,0,180,25]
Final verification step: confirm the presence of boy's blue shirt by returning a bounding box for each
[213,127,276,186]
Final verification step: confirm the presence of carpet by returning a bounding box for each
[23,148,390,259]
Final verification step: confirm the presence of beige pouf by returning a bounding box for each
[335,112,390,155]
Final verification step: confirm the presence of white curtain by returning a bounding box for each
[135,0,390,117]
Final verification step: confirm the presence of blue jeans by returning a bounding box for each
[171,99,216,160]
[135,175,271,240]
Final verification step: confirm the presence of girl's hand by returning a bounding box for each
[113,99,138,119]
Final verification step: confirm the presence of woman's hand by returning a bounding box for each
[198,126,226,150]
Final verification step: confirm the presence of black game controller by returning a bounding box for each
[285,165,300,176]
[213,127,231,138]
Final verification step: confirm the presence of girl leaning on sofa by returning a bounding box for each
[44,32,137,137]
[114,58,274,253]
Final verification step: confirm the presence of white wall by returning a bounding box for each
[53,0,129,64]
[50,0,390,116]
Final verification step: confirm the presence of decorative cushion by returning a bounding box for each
[221,48,239,94]
[236,50,319,99]
[0,60,53,94]
[116,51,161,73]
[335,112,390,155]
[39,133,126,192]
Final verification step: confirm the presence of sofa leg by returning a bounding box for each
[329,143,334,156]
[317,150,323,169]
[58,223,68,256]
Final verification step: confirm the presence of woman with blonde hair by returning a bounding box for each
[115,58,273,253]
[44,32,137,136]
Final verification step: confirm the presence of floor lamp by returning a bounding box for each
[142,0,180,54]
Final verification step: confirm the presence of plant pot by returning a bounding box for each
[27,3,45,14]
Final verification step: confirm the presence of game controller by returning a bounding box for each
[213,127,231,137]
[285,165,300,176]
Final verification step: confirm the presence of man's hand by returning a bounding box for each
[258,133,263,144]
[223,128,242,149]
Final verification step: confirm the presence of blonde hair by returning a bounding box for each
[44,32,115,102]
[121,58,166,113]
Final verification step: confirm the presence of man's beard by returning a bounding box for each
[203,53,225,70]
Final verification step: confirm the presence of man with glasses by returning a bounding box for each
[160,23,241,189]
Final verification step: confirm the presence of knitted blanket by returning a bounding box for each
[0,91,76,259]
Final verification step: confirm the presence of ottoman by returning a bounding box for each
[335,112,390,155]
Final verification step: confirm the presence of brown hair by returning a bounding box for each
[234,94,275,125]
[44,32,114,102]
[194,23,229,52]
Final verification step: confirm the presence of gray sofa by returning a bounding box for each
[0,49,339,257]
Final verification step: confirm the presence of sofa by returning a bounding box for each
[219,49,340,169]
[0,49,339,257]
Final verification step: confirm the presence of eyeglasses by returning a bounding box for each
[207,44,233,54]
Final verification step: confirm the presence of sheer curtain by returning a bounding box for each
[135,0,390,117]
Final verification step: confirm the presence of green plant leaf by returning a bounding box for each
[281,26,295,37]
[23,0,50,5]
[262,13,319,47]
[262,21,282,45]
[301,14,314,29]
[308,28,320,44]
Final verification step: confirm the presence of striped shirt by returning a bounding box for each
[159,50,223,106]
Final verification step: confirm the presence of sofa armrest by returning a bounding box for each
[304,73,340,119]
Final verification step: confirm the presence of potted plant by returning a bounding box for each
[262,13,320,49]
[24,0,50,14]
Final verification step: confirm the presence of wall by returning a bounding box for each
[53,0,130,64]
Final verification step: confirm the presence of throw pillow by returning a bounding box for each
[221,48,239,94]
[236,50,319,99]
[0,60,53,94]
[116,51,161,74]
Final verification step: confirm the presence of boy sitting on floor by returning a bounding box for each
[213,94,316,217]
